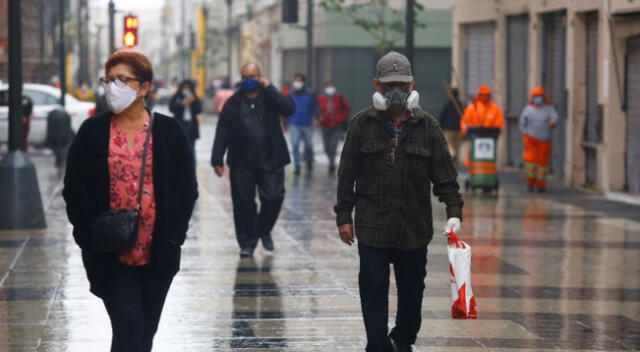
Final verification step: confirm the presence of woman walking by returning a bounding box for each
[62,51,198,352]
[170,79,203,151]
[519,86,558,192]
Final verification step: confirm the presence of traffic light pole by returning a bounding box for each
[405,0,415,65]
[59,0,66,107]
[306,0,314,88]
[108,0,115,55]
[0,0,47,230]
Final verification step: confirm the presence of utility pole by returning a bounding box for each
[0,0,47,230]
[78,0,90,85]
[226,0,233,80]
[181,0,187,80]
[405,0,415,65]
[59,0,66,107]
[108,0,115,55]
[95,24,104,77]
[306,0,314,88]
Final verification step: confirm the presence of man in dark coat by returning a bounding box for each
[211,63,295,257]
[437,87,463,164]
[335,51,464,352]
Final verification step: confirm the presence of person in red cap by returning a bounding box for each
[460,85,505,167]
[519,86,558,192]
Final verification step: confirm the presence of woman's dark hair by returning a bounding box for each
[178,79,198,99]
[105,50,153,83]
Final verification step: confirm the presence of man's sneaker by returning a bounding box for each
[392,340,412,352]
[261,236,275,252]
[240,248,254,258]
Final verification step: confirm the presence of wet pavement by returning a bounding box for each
[0,115,639,351]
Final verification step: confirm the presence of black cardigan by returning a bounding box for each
[211,85,295,170]
[169,93,203,140]
[62,111,198,298]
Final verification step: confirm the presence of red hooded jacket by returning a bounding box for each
[318,93,351,128]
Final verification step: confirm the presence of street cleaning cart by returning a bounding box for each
[464,127,500,193]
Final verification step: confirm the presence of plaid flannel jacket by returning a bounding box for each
[334,107,463,250]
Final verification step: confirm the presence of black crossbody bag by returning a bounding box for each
[90,115,154,253]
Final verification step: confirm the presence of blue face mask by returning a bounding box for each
[533,96,544,105]
[241,78,260,92]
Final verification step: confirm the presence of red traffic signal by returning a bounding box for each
[123,15,139,48]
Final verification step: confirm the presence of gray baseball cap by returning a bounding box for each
[376,51,413,83]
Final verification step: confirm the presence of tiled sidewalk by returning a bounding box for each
[0,119,638,351]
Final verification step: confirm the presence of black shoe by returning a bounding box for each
[261,235,275,252]
[537,187,546,193]
[239,248,254,258]
[328,164,336,175]
[392,340,412,352]
[294,166,301,175]
[528,185,535,193]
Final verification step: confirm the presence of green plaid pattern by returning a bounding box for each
[334,107,463,250]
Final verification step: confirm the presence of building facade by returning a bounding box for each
[223,0,454,114]
[0,0,61,84]
[452,0,640,194]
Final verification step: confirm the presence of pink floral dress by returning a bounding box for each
[108,116,156,267]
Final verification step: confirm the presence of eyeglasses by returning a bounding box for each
[387,137,398,166]
[98,76,142,88]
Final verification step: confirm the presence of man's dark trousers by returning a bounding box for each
[358,243,428,352]
[229,166,285,249]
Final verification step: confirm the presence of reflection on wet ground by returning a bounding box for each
[0,120,638,351]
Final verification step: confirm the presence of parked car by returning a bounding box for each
[0,83,95,148]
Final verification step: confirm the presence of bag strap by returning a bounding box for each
[135,113,155,213]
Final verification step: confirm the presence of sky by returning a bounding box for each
[93,0,165,11]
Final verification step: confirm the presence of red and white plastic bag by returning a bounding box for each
[447,231,477,319]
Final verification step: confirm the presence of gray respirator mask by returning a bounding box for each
[373,87,420,111]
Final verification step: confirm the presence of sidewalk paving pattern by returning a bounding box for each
[0,118,638,351]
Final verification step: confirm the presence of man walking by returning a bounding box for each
[437,87,463,164]
[287,73,317,175]
[334,51,464,352]
[318,81,351,174]
[211,63,295,257]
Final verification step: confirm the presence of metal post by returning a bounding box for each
[59,0,66,107]
[108,0,115,55]
[306,0,314,88]
[0,0,47,230]
[405,0,415,65]
[226,0,233,80]
[181,0,187,80]
[8,0,23,152]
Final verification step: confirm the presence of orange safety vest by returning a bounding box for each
[460,100,505,136]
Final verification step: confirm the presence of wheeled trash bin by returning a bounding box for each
[464,127,500,193]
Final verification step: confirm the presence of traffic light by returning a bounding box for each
[123,15,138,48]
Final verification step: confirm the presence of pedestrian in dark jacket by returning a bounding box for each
[62,51,198,352]
[334,51,464,352]
[437,87,463,163]
[318,81,351,174]
[170,79,203,150]
[211,62,295,258]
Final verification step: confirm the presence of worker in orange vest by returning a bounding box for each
[519,87,558,192]
[460,85,505,166]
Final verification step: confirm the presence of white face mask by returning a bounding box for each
[324,86,337,96]
[372,90,420,111]
[105,80,139,114]
[292,81,304,91]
